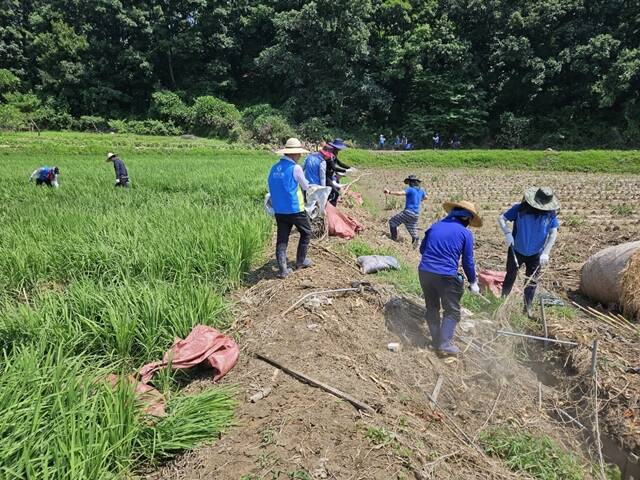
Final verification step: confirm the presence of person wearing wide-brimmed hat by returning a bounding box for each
[383,175,427,247]
[324,138,353,206]
[106,152,129,187]
[498,187,560,316]
[418,201,482,356]
[268,138,313,278]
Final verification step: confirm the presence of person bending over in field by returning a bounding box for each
[418,201,481,356]
[106,152,129,187]
[498,187,560,317]
[30,166,60,187]
[384,175,426,247]
[268,138,313,279]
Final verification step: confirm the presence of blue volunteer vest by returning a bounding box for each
[38,167,53,181]
[268,157,305,214]
[303,152,323,185]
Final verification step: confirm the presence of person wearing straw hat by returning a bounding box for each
[383,175,426,247]
[498,187,560,317]
[418,201,482,356]
[106,152,129,187]
[268,138,313,278]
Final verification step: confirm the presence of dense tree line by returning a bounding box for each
[0,0,638,147]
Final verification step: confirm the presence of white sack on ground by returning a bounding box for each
[580,241,640,306]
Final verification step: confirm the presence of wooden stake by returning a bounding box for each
[255,353,376,413]
[540,297,549,349]
[430,375,444,408]
[590,339,599,377]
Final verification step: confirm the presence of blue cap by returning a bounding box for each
[328,138,347,150]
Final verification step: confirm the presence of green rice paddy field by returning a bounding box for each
[2,132,639,479]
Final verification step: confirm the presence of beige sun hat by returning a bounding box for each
[443,200,483,228]
[106,152,116,161]
[523,187,560,211]
[276,138,309,156]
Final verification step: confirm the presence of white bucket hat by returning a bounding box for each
[106,152,116,161]
[276,138,309,156]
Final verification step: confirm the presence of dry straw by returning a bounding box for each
[620,249,640,320]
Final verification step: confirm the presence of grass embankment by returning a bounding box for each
[0,131,273,479]
[344,148,640,174]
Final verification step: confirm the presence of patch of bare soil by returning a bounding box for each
[357,167,640,469]
[149,219,600,478]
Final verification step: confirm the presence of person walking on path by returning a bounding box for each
[418,201,482,356]
[302,146,333,186]
[498,187,560,317]
[30,166,60,187]
[384,175,426,247]
[268,138,313,278]
[378,134,386,149]
[106,153,130,187]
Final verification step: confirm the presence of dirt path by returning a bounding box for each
[147,172,623,479]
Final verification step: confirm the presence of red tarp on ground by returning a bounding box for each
[104,374,167,417]
[478,270,506,296]
[139,324,240,384]
[325,203,363,240]
[341,189,364,206]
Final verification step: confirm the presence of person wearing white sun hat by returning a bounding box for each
[267,138,313,278]
[106,152,129,187]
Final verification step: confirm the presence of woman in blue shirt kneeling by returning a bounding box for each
[418,201,482,357]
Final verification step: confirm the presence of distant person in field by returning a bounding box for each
[383,175,426,247]
[268,138,313,278]
[302,145,333,186]
[393,135,401,149]
[432,132,440,149]
[30,166,60,188]
[378,134,386,149]
[451,134,461,149]
[498,187,560,317]
[106,153,129,187]
[418,201,482,356]
[324,138,352,206]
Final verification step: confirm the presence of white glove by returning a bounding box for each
[539,253,550,266]
[504,232,514,247]
[348,167,358,174]
[470,282,480,295]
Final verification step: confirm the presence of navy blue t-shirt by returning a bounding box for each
[405,187,426,214]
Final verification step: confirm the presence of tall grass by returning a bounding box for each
[0,131,273,478]
[343,148,640,174]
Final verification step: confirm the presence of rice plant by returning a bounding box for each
[0,132,273,478]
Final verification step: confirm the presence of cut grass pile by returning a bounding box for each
[0,131,274,478]
[344,148,640,174]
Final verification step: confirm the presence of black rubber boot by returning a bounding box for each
[276,248,292,278]
[390,224,398,241]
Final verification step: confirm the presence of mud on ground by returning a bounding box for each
[149,166,639,479]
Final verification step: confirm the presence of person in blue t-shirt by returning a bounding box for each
[498,187,560,316]
[30,166,60,187]
[383,175,426,247]
[268,138,312,278]
[419,201,482,356]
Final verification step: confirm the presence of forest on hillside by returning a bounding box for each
[1,0,639,148]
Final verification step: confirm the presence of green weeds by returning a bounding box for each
[343,149,640,174]
[479,427,584,479]
[610,203,635,216]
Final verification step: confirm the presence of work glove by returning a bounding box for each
[383,188,390,194]
[347,167,358,174]
[539,253,550,266]
[469,282,480,295]
[503,232,514,248]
